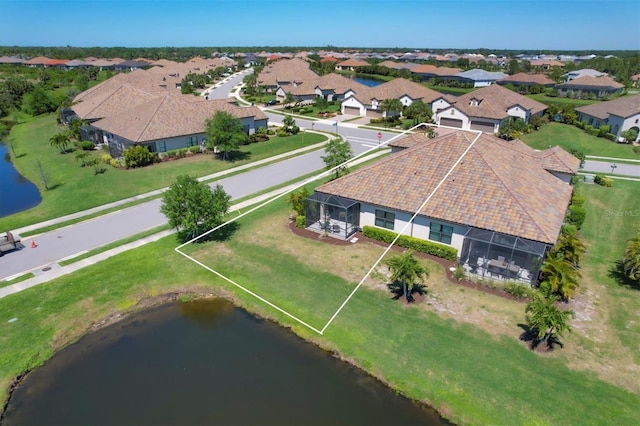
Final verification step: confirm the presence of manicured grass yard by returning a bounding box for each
[0,114,326,230]
[520,122,640,160]
[2,189,638,424]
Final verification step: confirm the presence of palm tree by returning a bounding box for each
[380,98,403,120]
[385,250,429,302]
[552,232,587,268]
[74,150,91,167]
[49,131,70,154]
[540,255,581,301]
[525,294,575,349]
[623,230,640,282]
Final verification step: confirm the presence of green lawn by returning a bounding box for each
[2,192,638,425]
[0,114,326,230]
[520,122,640,159]
[527,94,600,107]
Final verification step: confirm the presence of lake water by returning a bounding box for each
[0,143,41,218]
[3,299,446,426]
[352,76,384,87]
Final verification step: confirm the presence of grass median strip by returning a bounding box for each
[0,273,35,289]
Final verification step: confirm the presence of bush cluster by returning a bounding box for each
[295,215,306,228]
[594,174,614,187]
[362,226,457,261]
[503,281,536,299]
[566,205,587,229]
[123,145,160,168]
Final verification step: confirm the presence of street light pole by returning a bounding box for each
[611,163,617,174]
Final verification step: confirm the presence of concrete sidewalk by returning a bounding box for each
[15,140,327,236]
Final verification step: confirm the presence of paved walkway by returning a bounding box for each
[16,140,327,236]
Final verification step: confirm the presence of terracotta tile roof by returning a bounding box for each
[354,77,446,104]
[257,58,318,87]
[92,95,266,143]
[530,59,565,68]
[411,64,462,76]
[448,84,547,119]
[497,72,555,86]
[557,75,624,89]
[318,131,572,244]
[378,60,405,69]
[575,94,640,120]
[0,56,24,64]
[532,146,581,174]
[24,56,51,65]
[72,83,161,120]
[336,58,369,67]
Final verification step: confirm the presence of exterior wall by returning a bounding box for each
[473,80,493,87]
[431,98,452,115]
[611,114,640,141]
[436,107,470,129]
[399,95,414,107]
[506,105,529,121]
[341,96,366,116]
[359,203,467,255]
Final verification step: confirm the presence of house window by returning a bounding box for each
[158,141,166,152]
[374,210,395,230]
[429,222,453,245]
[186,136,198,147]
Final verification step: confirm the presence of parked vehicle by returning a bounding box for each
[265,99,279,106]
[0,231,21,255]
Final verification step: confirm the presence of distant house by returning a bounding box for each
[91,94,268,159]
[453,69,508,87]
[434,84,547,133]
[335,58,369,71]
[556,75,625,99]
[497,73,556,89]
[256,58,319,91]
[575,94,640,142]
[530,59,565,70]
[304,131,578,284]
[0,56,24,65]
[275,73,367,103]
[340,77,450,118]
[410,64,462,82]
[562,68,607,82]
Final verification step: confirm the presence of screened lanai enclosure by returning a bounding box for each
[459,228,549,285]
[305,192,360,240]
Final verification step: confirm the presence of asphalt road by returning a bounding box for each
[582,160,640,177]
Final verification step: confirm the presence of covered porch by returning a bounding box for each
[459,228,548,285]
[304,192,360,240]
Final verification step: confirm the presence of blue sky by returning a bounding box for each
[0,0,638,50]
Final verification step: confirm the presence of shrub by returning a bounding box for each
[249,133,269,143]
[570,194,585,207]
[604,133,616,141]
[295,215,306,228]
[189,145,201,154]
[290,125,300,135]
[594,174,613,187]
[503,281,535,299]
[575,121,586,129]
[586,128,600,137]
[178,148,189,158]
[77,141,95,151]
[276,128,288,137]
[597,125,610,137]
[566,205,587,229]
[101,154,113,163]
[362,226,458,261]
[453,265,466,281]
[561,224,578,237]
[109,158,120,168]
[267,128,275,135]
[123,145,160,168]
[583,124,593,132]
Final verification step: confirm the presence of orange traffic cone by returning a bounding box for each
[31,240,37,248]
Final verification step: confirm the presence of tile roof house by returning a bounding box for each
[434,84,547,133]
[563,68,607,81]
[335,58,369,71]
[530,59,565,70]
[575,94,640,142]
[91,94,268,159]
[276,73,368,102]
[556,75,625,99]
[305,131,575,284]
[410,64,462,81]
[257,58,319,91]
[497,72,556,88]
[341,77,451,118]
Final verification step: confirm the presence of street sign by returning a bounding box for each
[377,132,382,144]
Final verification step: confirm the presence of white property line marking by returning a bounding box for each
[320,126,482,334]
[176,123,479,335]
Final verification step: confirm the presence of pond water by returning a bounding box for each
[0,143,41,218]
[3,299,446,426]
[351,76,384,87]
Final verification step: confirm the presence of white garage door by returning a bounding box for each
[470,121,496,133]
[440,117,463,128]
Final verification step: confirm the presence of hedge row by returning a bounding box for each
[362,226,457,261]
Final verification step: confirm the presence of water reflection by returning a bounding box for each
[4,299,446,426]
[0,143,41,217]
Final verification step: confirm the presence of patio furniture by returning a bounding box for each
[332,224,341,233]
[487,258,520,279]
